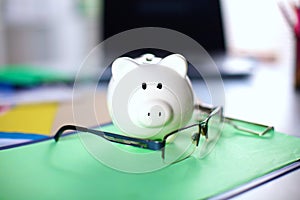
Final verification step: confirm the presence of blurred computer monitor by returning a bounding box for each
[101,0,253,79]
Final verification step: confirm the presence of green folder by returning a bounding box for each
[0,65,73,87]
[1,121,300,200]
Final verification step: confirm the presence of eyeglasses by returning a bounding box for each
[53,104,274,163]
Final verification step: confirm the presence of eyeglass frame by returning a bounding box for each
[53,104,274,159]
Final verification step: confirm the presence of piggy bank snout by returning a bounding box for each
[138,100,172,128]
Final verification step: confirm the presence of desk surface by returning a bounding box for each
[193,62,300,138]
[191,56,300,198]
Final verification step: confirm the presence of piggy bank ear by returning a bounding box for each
[159,54,188,77]
[112,57,139,81]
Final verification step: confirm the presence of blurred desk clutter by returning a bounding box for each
[0,81,109,148]
[0,64,75,147]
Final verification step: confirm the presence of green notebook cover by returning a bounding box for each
[0,65,72,87]
[1,121,300,199]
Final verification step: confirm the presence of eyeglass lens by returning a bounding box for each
[196,108,223,159]
[163,125,199,164]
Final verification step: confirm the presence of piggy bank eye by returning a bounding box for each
[157,83,162,89]
[142,82,147,90]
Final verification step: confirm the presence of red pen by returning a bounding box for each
[295,7,300,89]
[279,2,300,90]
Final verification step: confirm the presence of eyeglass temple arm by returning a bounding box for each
[54,125,86,142]
[194,103,216,113]
[194,103,274,136]
[224,117,274,136]
[53,125,165,150]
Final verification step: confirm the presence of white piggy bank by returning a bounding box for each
[107,54,194,140]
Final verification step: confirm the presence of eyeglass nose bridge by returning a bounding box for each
[191,124,207,146]
[201,124,208,139]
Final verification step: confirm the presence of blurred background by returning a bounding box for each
[0,0,292,74]
[1,2,300,199]
[0,0,101,73]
